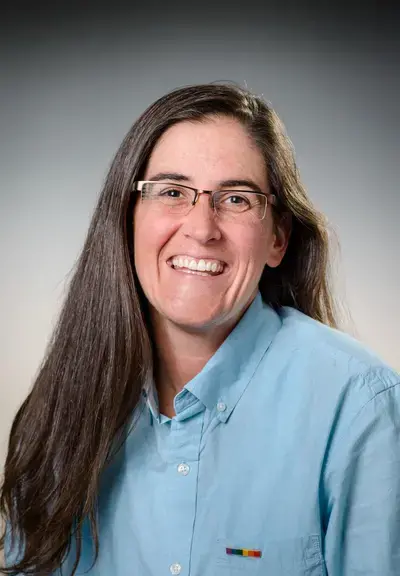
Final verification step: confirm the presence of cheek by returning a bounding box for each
[233,226,270,267]
[133,209,177,270]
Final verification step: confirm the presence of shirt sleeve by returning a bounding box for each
[323,367,400,575]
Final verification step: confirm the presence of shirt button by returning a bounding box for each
[177,462,190,476]
[217,401,227,412]
[170,563,182,575]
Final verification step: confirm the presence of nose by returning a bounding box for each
[181,192,222,243]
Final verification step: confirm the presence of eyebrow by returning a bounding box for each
[147,172,263,193]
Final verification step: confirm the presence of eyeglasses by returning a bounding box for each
[132,181,277,222]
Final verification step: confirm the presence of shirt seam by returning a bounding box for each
[365,373,400,402]
[324,369,400,477]
[343,369,399,435]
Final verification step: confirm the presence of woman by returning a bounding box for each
[1,83,399,576]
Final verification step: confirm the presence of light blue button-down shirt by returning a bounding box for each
[6,293,400,575]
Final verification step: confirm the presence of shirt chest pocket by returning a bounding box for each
[213,535,326,576]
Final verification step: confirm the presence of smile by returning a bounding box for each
[167,255,226,276]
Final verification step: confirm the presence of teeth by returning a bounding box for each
[170,256,224,274]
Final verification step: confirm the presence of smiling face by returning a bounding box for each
[133,115,288,335]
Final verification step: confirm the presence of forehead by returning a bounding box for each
[144,116,268,186]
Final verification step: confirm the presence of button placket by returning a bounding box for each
[163,407,203,576]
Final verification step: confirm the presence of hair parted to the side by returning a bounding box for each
[0,82,341,574]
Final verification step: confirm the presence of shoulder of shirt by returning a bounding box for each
[266,304,399,402]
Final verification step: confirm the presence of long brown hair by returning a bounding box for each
[0,82,341,574]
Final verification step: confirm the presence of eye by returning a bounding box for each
[226,195,248,205]
[160,187,183,198]
[222,193,252,207]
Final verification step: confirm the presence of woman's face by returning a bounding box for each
[133,116,288,334]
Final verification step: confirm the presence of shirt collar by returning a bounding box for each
[182,292,282,422]
[142,292,282,423]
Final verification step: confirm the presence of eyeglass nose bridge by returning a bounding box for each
[191,189,215,208]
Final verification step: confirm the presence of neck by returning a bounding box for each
[150,315,233,417]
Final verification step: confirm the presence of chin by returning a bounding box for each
[167,309,220,332]
[159,299,227,332]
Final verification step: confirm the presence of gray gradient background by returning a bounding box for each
[0,0,399,492]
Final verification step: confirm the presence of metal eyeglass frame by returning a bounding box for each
[133,181,277,221]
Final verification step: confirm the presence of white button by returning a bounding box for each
[177,462,190,476]
[217,401,227,412]
[170,563,182,575]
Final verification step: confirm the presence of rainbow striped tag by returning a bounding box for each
[226,547,262,558]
